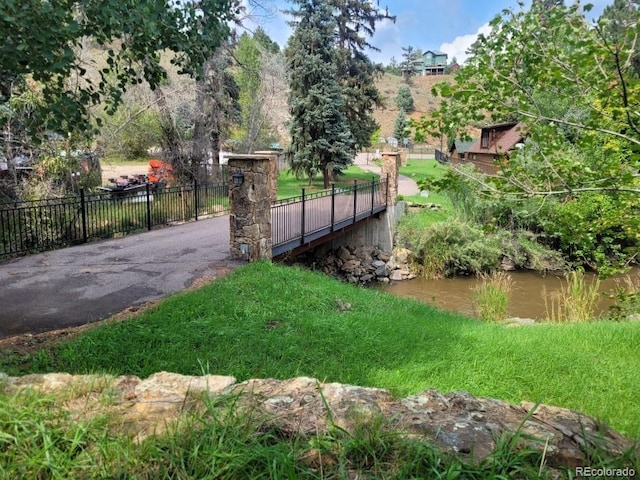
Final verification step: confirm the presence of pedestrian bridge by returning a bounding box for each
[271,178,388,257]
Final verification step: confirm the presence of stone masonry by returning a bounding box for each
[228,155,273,261]
[381,151,400,205]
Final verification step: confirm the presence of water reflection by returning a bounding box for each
[383,269,639,320]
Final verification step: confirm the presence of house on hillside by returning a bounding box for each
[413,50,448,75]
[463,122,526,174]
[449,138,476,162]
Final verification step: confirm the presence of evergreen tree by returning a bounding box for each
[253,26,280,54]
[396,85,415,112]
[329,0,395,151]
[286,0,354,188]
[393,109,408,140]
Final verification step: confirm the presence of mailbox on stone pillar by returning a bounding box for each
[381,152,400,206]
[228,155,273,261]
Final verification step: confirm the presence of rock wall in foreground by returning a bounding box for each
[2,372,636,470]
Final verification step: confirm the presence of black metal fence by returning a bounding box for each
[435,149,451,163]
[271,178,388,257]
[0,181,229,258]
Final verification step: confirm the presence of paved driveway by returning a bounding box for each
[0,216,241,339]
[354,153,421,196]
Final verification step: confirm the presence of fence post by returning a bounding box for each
[385,175,389,205]
[352,179,357,223]
[194,179,199,222]
[301,188,306,245]
[80,188,88,244]
[146,183,152,231]
[330,183,335,232]
[371,177,375,215]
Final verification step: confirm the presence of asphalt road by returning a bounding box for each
[0,216,242,339]
[0,156,421,340]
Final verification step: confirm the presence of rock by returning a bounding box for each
[375,265,390,277]
[386,257,397,270]
[390,270,405,282]
[501,257,516,271]
[335,299,352,311]
[3,374,635,470]
[505,317,537,326]
[342,259,361,274]
[337,247,352,262]
[360,274,374,283]
[286,245,417,285]
[378,252,391,262]
[392,247,412,264]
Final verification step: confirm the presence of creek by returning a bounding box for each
[383,268,640,320]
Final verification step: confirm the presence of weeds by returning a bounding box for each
[472,271,513,322]
[1,372,638,478]
[607,273,640,321]
[544,270,601,322]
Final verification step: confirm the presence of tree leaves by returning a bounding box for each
[414,2,640,272]
[1,0,236,137]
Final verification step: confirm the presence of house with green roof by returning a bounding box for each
[413,50,448,75]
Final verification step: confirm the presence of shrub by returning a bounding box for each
[410,220,503,278]
[606,274,640,322]
[395,85,415,112]
[472,271,513,322]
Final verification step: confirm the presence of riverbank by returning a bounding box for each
[2,261,639,440]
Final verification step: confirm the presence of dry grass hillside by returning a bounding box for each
[373,73,455,142]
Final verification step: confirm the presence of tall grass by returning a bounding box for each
[544,270,601,322]
[2,262,640,439]
[607,273,640,321]
[3,385,636,478]
[472,271,514,323]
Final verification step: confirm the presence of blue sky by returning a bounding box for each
[241,0,612,64]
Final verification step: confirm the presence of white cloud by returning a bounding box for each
[368,17,403,64]
[439,23,492,64]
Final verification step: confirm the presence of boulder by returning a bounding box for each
[3,373,635,470]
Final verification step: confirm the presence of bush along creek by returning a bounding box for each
[291,158,640,324]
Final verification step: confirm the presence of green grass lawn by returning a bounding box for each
[277,166,379,199]
[398,158,455,228]
[3,262,639,439]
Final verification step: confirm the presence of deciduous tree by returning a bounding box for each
[0,0,238,136]
[415,2,640,272]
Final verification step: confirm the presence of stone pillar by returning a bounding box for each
[228,155,272,261]
[399,148,408,166]
[381,152,400,206]
[253,150,280,202]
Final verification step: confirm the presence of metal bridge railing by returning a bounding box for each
[271,177,388,257]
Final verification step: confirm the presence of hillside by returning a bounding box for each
[373,73,455,143]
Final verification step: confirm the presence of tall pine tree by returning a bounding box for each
[330,0,395,150]
[286,0,354,188]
